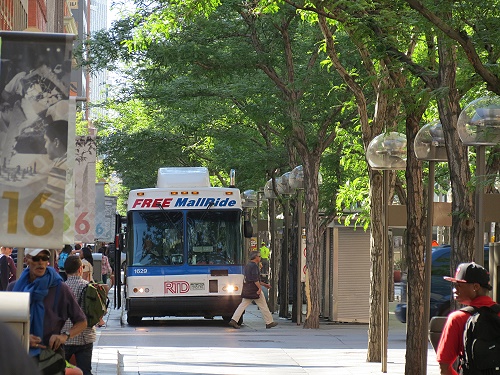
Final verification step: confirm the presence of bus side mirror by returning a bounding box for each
[243,220,253,238]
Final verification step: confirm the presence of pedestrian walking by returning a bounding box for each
[228,250,278,329]
[7,248,87,374]
[259,241,270,279]
[58,244,73,281]
[62,255,97,375]
[0,245,17,290]
[99,245,112,285]
[80,247,94,282]
[436,262,499,375]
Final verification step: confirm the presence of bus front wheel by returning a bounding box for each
[127,315,142,326]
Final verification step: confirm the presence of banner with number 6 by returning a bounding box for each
[74,135,96,243]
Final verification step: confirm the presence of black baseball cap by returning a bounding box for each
[444,262,493,290]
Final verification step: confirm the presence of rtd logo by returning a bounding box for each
[164,281,190,294]
[132,198,173,209]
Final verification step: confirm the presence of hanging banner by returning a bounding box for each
[103,196,117,242]
[95,182,105,241]
[63,97,77,244]
[74,135,96,243]
[0,31,75,249]
[95,184,117,242]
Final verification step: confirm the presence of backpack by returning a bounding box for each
[79,282,109,327]
[460,304,500,375]
[58,252,69,269]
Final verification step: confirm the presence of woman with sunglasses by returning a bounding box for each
[7,248,87,373]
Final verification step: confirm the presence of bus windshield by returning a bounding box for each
[128,210,242,266]
[187,210,242,265]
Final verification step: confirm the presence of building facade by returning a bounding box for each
[1,0,29,31]
[89,0,107,119]
[1,0,77,33]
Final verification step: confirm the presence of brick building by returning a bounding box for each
[0,0,77,33]
[0,0,28,30]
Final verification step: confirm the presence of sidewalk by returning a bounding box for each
[92,290,440,374]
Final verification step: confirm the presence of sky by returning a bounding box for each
[107,0,134,29]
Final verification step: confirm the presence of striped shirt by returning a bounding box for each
[62,275,96,345]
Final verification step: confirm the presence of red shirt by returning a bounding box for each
[436,295,498,373]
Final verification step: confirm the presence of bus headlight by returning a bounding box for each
[133,287,150,293]
[223,285,238,293]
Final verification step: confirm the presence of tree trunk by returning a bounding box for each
[436,31,475,280]
[404,113,427,375]
[366,169,383,361]
[301,158,321,328]
[365,73,395,362]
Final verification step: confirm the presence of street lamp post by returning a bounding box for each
[366,132,407,373]
[415,121,448,374]
[264,178,278,310]
[289,165,305,325]
[278,166,323,324]
[457,96,500,266]
[279,172,292,318]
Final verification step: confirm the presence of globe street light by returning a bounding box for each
[415,121,448,373]
[366,132,407,373]
[289,165,304,190]
[457,95,500,266]
[242,189,258,208]
[264,177,277,199]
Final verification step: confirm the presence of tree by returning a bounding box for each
[315,4,469,370]
[86,2,498,371]
[404,0,500,96]
[86,0,360,328]
[310,0,497,371]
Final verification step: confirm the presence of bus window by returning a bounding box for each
[129,211,183,266]
[187,210,242,265]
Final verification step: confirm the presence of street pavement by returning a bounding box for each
[92,289,441,375]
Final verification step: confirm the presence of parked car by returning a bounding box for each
[394,244,489,323]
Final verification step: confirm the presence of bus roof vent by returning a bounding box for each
[157,167,211,188]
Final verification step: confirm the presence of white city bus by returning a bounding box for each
[124,167,248,325]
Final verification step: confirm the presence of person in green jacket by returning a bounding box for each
[259,242,270,279]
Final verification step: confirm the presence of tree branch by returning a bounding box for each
[404,0,500,94]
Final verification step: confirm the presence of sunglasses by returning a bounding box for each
[31,255,50,262]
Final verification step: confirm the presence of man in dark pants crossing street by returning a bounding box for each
[229,251,278,329]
